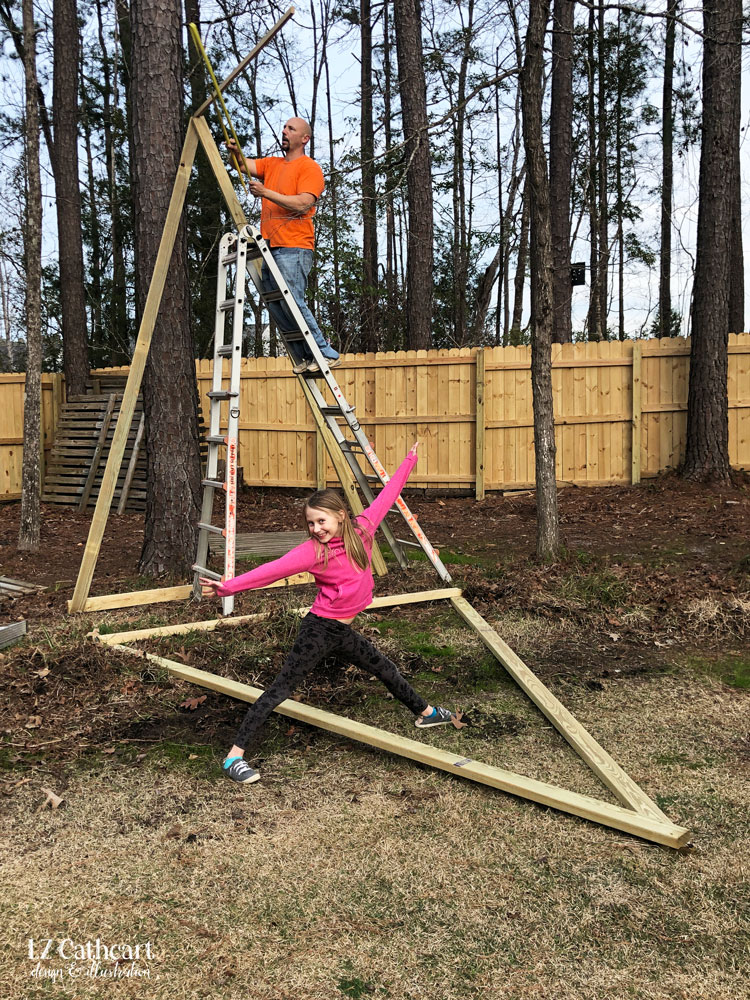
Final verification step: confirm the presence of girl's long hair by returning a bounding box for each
[305,489,372,571]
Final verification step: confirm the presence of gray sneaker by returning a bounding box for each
[415,706,455,728]
[223,758,260,784]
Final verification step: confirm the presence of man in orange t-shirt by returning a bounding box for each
[227,119,340,374]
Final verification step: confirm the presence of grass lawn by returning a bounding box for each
[2,595,749,999]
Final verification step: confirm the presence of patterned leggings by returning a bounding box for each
[234,612,429,751]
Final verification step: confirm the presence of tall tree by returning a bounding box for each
[682,0,742,483]
[521,0,559,559]
[53,0,89,394]
[585,3,600,340]
[18,0,42,550]
[549,0,573,343]
[132,0,202,574]
[360,0,378,351]
[393,0,434,349]
[658,0,677,339]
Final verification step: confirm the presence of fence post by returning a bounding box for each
[475,347,486,500]
[631,341,642,484]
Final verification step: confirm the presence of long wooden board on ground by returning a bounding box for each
[93,590,691,848]
[78,572,317,613]
[90,587,464,645]
[449,596,669,822]
[106,637,690,849]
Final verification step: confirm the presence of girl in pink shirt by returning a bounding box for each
[200,442,456,784]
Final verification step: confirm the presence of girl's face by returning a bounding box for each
[305,505,345,544]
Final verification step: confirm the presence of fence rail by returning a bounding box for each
[2,334,749,500]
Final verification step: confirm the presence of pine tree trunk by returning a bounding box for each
[393,0,433,349]
[596,0,608,340]
[54,0,89,395]
[658,0,677,339]
[18,0,43,551]
[586,6,599,340]
[522,0,559,561]
[682,0,741,483]
[549,0,573,344]
[360,0,378,352]
[132,0,201,575]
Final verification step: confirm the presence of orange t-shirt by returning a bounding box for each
[255,156,325,249]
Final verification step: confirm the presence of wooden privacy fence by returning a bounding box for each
[2,335,749,500]
[0,373,65,500]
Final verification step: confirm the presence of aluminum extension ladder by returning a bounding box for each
[193,225,451,607]
[192,230,248,614]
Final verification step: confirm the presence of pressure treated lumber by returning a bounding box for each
[79,393,117,509]
[70,571,316,614]
[90,587,463,645]
[194,8,295,117]
[108,641,691,849]
[450,596,670,823]
[69,124,201,612]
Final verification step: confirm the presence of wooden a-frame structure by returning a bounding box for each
[68,8,387,615]
[71,11,690,850]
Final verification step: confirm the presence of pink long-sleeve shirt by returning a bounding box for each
[216,451,418,619]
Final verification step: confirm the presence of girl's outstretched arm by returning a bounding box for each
[200,538,318,598]
[358,442,418,532]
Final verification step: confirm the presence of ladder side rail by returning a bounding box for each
[193,232,236,599]
[222,232,250,615]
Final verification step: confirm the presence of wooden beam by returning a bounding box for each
[79,393,117,510]
[69,124,200,612]
[193,8,296,117]
[117,412,146,514]
[91,587,463,644]
[449,596,670,823]
[69,571,315,614]
[108,642,691,849]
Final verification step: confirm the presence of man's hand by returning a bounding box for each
[248,178,267,199]
[225,139,247,173]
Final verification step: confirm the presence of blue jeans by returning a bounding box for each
[261,247,339,363]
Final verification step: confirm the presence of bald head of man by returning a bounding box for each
[281,118,313,159]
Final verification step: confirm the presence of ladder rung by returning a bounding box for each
[282,334,306,342]
[221,251,238,265]
[261,290,285,303]
[192,565,222,581]
[207,390,239,400]
[198,522,225,536]
[202,479,226,491]
[205,435,226,445]
[320,406,355,416]
[216,344,236,356]
[395,538,422,548]
[341,440,363,451]
[246,246,262,260]
[219,298,242,311]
